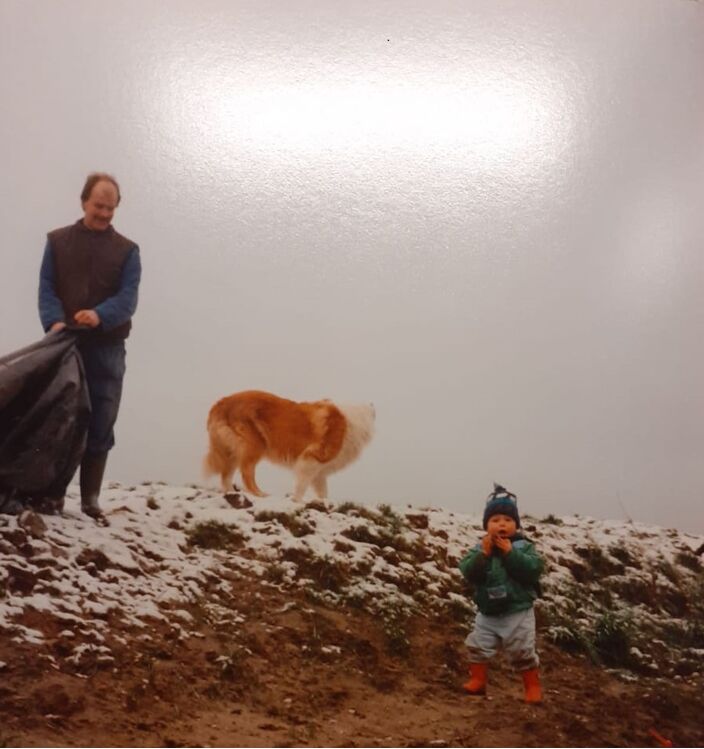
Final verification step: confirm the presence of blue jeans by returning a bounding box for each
[78,342,126,454]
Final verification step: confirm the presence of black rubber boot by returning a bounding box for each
[80,451,109,524]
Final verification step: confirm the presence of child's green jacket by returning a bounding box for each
[459,535,544,616]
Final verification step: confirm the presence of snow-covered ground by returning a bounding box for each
[1,482,702,677]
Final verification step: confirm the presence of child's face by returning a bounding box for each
[486,514,517,538]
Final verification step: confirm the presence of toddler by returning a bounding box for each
[459,484,544,703]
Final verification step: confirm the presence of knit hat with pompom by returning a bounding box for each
[482,483,520,529]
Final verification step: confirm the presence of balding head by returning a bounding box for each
[81,172,121,205]
[81,173,121,231]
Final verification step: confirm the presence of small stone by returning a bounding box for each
[5,528,28,549]
[224,493,253,509]
[7,564,38,594]
[75,547,111,571]
[406,513,429,530]
[18,510,48,539]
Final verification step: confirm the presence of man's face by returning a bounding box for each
[486,514,517,538]
[82,181,119,231]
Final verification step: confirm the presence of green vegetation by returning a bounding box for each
[254,510,314,538]
[547,615,633,668]
[379,600,411,658]
[185,520,245,550]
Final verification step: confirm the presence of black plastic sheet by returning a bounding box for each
[0,330,90,513]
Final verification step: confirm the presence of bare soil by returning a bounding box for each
[1,570,701,748]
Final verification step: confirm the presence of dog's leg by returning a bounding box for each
[232,423,268,497]
[291,458,321,501]
[219,452,237,494]
[220,471,235,494]
[312,474,328,500]
[241,458,267,497]
[206,420,240,495]
[209,454,236,495]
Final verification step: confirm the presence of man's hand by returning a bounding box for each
[74,309,100,328]
[481,534,494,556]
[494,535,512,555]
[50,321,67,332]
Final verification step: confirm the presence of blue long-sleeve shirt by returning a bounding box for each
[38,241,141,332]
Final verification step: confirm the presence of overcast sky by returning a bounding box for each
[1,0,702,532]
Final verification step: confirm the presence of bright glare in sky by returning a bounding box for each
[162,65,569,171]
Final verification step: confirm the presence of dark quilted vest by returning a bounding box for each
[48,220,136,344]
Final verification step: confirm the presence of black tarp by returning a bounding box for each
[0,330,90,513]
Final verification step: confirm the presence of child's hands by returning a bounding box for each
[494,535,512,555]
[481,534,494,556]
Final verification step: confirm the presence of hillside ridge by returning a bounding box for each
[1,483,702,747]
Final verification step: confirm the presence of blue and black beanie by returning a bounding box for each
[483,483,520,529]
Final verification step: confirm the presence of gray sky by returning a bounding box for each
[1,0,702,532]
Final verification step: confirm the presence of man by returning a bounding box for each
[38,173,141,520]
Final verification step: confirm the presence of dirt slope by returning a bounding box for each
[1,484,703,747]
[1,569,702,748]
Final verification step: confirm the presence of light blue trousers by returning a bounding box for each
[465,608,539,671]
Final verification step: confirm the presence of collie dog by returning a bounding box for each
[203,390,375,501]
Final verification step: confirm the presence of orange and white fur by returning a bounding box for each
[203,390,375,501]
